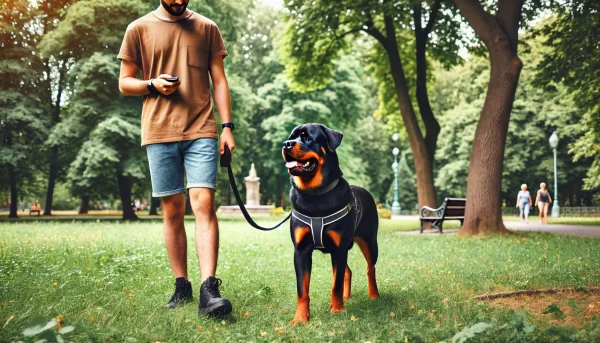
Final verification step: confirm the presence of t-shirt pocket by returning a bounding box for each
[187,45,207,69]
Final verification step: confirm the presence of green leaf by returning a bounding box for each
[451,322,493,343]
[23,319,57,337]
[57,326,74,334]
[543,304,565,319]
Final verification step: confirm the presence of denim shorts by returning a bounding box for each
[519,202,530,216]
[146,138,218,197]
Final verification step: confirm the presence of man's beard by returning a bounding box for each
[160,0,188,16]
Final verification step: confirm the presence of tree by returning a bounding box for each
[433,23,596,215]
[0,0,49,218]
[452,0,528,235]
[279,0,465,211]
[536,0,600,195]
[42,0,147,219]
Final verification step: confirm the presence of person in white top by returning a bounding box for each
[516,184,532,223]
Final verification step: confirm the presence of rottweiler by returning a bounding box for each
[282,123,380,325]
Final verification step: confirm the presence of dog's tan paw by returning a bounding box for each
[289,311,310,325]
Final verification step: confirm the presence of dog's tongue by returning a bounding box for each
[285,161,299,169]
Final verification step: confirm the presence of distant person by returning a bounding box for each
[118,0,234,317]
[535,182,552,224]
[516,184,532,223]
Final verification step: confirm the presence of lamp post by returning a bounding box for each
[549,131,560,218]
[391,133,401,216]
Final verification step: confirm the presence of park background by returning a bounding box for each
[2,0,600,342]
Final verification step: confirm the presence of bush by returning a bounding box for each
[270,207,285,216]
[377,208,391,219]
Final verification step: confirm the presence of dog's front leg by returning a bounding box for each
[290,245,313,325]
[329,249,348,312]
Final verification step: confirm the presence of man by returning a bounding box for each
[117,0,235,317]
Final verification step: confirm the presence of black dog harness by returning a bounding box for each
[292,193,360,249]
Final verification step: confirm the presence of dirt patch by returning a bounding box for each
[487,290,600,329]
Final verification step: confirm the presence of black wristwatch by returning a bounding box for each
[147,79,158,95]
[222,122,234,132]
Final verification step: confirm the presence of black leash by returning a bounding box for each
[220,145,291,231]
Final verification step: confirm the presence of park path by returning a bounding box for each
[393,215,600,238]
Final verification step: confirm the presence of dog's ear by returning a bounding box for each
[320,125,343,152]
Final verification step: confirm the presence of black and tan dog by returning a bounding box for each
[282,123,380,325]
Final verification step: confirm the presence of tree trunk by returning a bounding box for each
[414,3,441,168]
[43,147,59,216]
[117,172,138,220]
[381,15,437,210]
[43,68,64,216]
[79,196,90,214]
[9,164,18,219]
[149,196,159,215]
[454,0,523,235]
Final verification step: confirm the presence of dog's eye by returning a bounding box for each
[304,137,310,142]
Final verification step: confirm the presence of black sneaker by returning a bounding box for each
[165,277,193,309]
[198,276,232,317]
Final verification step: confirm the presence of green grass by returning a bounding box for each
[2,219,600,342]
[503,216,600,226]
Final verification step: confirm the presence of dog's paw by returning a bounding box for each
[289,311,310,325]
[330,306,345,313]
[330,300,345,313]
[368,291,380,299]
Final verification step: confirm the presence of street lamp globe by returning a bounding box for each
[392,147,400,156]
[549,131,559,148]
[392,132,399,142]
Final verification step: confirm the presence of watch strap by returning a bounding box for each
[147,79,158,95]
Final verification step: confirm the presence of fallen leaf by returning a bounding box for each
[442,298,449,303]
[390,312,395,318]
[260,331,267,337]
[3,315,14,329]
[197,326,203,332]
[243,312,250,318]
[351,315,359,321]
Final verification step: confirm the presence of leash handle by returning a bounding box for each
[220,145,232,168]
[220,145,291,231]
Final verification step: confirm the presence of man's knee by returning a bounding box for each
[189,188,215,217]
[162,193,186,221]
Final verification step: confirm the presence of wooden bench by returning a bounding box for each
[29,205,41,216]
[419,198,466,233]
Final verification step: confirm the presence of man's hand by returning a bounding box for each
[220,128,235,155]
[153,74,181,96]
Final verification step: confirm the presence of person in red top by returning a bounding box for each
[118,0,235,317]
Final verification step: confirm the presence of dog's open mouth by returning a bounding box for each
[285,158,317,173]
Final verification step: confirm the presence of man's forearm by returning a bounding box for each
[213,81,232,123]
[120,77,151,96]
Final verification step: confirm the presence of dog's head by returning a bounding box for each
[282,124,343,191]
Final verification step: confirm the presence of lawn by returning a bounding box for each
[1,218,600,342]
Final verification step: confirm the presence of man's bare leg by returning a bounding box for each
[189,188,218,281]
[189,187,231,316]
[162,193,188,279]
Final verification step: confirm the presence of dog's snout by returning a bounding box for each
[283,140,296,150]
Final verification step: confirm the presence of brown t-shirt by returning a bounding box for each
[118,11,228,146]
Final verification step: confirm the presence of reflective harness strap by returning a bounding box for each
[292,193,360,248]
